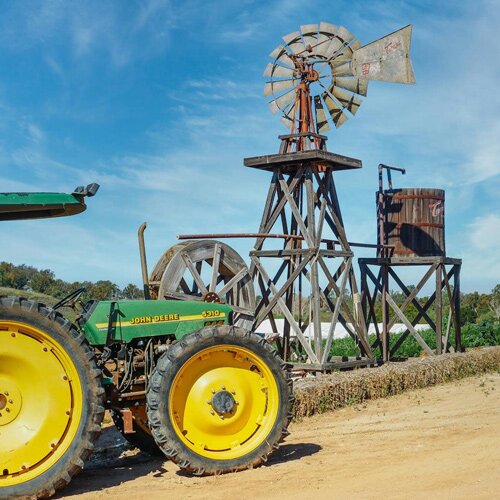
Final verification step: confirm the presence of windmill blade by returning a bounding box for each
[351,25,416,83]
[322,92,348,128]
[331,60,353,76]
[332,77,368,96]
[330,86,363,115]
[263,63,296,79]
[318,22,338,36]
[269,88,297,114]
[313,95,331,132]
[315,22,344,59]
[281,102,297,129]
[330,44,352,62]
[300,24,318,52]
[331,39,360,63]
[264,79,297,96]
[323,37,345,60]
[283,31,305,55]
[335,25,355,44]
[351,39,361,51]
[269,45,295,68]
[316,22,339,57]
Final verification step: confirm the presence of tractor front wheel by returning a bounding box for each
[146,325,292,475]
[0,297,104,499]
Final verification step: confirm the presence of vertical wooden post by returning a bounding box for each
[435,264,443,354]
[381,263,389,362]
[360,262,368,331]
[454,265,463,352]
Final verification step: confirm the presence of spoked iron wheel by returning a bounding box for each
[150,240,255,329]
[0,297,104,500]
[146,325,292,475]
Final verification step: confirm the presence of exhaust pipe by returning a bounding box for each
[138,222,151,300]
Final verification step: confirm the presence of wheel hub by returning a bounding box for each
[211,390,236,415]
[0,378,22,425]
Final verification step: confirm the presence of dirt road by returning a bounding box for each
[60,374,500,499]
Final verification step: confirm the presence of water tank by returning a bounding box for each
[378,188,445,257]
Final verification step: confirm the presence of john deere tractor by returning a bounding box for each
[0,185,292,499]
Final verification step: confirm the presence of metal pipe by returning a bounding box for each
[177,232,394,249]
[378,164,406,257]
[138,222,151,300]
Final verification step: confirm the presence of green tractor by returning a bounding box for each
[0,185,292,499]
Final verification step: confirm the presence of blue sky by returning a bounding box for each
[0,0,498,292]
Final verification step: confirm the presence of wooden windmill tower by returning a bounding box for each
[244,23,416,368]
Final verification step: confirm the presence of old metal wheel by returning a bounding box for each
[111,406,163,456]
[146,325,293,475]
[0,297,104,500]
[150,240,256,329]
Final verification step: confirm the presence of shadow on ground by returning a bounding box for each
[267,442,321,466]
[57,426,321,497]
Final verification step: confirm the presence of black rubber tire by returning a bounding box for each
[111,409,163,456]
[146,325,293,475]
[0,297,105,500]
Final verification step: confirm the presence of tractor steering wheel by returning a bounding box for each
[52,287,87,311]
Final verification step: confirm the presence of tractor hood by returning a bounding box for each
[81,299,234,346]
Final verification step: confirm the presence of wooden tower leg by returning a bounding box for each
[435,264,443,355]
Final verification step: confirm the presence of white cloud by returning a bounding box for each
[0,0,175,67]
[461,124,500,184]
[459,214,500,291]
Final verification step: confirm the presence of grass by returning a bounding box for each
[0,286,77,321]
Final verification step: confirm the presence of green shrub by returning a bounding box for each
[462,321,500,348]
[328,320,500,358]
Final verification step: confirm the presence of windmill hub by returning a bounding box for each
[306,67,319,82]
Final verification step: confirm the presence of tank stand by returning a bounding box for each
[359,257,463,361]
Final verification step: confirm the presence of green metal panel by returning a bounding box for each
[0,192,86,221]
[82,299,233,345]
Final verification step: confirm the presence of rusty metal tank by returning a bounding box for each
[378,188,445,257]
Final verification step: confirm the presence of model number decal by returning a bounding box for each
[202,310,222,318]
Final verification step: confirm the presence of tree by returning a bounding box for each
[122,283,144,300]
[0,262,36,289]
[30,269,55,294]
[89,280,120,300]
[488,284,500,321]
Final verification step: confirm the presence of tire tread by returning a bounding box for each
[0,297,105,500]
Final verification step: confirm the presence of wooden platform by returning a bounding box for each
[243,149,362,173]
[359,256,462,266]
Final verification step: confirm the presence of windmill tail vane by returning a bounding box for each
[264,23,415,151]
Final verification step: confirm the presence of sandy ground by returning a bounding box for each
[59,374,500,500]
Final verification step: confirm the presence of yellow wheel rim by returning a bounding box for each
[0,321,83,487]
[169,344,280,461]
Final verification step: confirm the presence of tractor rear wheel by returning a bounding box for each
[146,325,292,475]
[111,407,163,456]
[0,297,104,499]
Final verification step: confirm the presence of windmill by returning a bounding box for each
[243,23,416,366]
[264,23,415,151]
